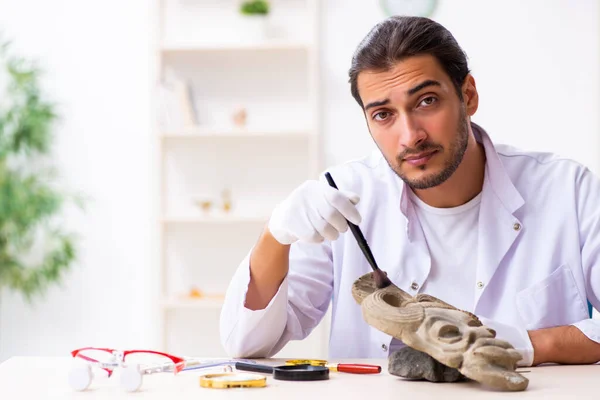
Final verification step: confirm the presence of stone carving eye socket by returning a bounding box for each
[437,324,462,343]
[382,293,402,307]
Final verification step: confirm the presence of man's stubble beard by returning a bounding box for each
[390,107,470,190]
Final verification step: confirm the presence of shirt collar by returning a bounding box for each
[397,122,525,219]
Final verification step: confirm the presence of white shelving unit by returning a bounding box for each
[154,0,327,359]
[161,40,310,53]
[160,127,313,140]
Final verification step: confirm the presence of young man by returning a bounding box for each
[219,16,600,367]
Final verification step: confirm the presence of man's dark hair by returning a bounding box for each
[349,16,470,108]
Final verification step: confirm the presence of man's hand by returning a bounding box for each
[529,325,600,365]
[245,179,361,311]
[268,180,361,245]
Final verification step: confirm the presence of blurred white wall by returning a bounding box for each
[0,0,598,362]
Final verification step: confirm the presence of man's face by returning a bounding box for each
[357,55,471,189]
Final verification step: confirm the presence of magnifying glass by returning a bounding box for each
[234,362,329,381]
[200,372,267,388]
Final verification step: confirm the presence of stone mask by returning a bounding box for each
[352,272,529,391]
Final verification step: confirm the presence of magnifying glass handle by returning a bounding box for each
[234,362,274,374]
[333,363,382,374]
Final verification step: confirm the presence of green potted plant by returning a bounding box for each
[0,40,83,302]
[238,0,270,41]
[240,0,269,15]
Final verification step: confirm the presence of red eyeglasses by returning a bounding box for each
[69,347,187,392]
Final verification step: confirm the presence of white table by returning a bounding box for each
[0,357,597,399]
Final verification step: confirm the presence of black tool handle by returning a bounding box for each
[234,362,274,374]
[324,172,381,272]
[324,172,392,289]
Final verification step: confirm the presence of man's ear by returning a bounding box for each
[461,74,479,116]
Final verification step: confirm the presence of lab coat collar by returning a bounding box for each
[473,122,525,213]
[397,121,525,225]
[393,122,527,309]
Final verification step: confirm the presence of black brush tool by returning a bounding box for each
[324,172,392,289]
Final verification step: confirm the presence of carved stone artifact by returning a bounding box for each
[352,272,529,391]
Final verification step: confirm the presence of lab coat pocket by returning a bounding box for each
[515,264,589,330]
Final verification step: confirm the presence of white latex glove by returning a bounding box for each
[268,180,361,245]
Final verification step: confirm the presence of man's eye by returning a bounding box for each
[373,111,391,121]
[419,96,437,107]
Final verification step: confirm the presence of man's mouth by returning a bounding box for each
[403,150,438,166]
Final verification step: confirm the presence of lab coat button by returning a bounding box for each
[513,222,521,231]
[410,282,419,291]
[477,281,484,289]
[381,344,388,352]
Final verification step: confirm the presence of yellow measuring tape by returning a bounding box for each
[199,373,267,389]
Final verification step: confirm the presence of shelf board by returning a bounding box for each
[161,128,313,140]
[162,215,268,224]
[161,40,310,53]
[162,297,224,310]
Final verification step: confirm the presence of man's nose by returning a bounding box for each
[397,114,427,149]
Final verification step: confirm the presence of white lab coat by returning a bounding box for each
[219,123,600,367]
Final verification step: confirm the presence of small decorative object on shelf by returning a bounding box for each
[238,0,270,41]
[193,198,213,213]
[188,287,202,298]
[232,107,247,128]
[221,189,232,212]
[185,286,225,301]
[158,68,198,130]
